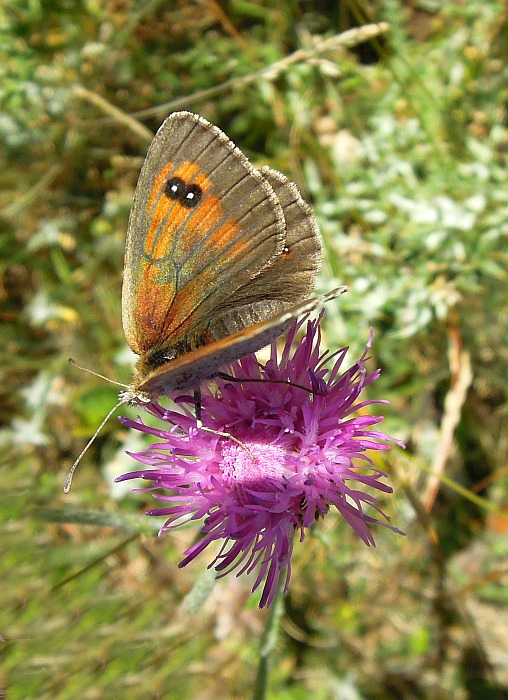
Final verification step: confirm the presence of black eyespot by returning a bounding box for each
[164,176,186,200]
[181,183,202,209]
[164,177,202,208]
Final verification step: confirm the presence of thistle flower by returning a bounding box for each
[116,315,404,608]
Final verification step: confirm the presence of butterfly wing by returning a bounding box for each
[122,111,342,401]
[172,166,323,346]
[133,287,347,398]
[227,165,322,308]
[122,112,286,358]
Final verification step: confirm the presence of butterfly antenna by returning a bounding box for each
[68,358,129,389]
[63,397,128,494]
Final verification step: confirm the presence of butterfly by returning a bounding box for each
[65,112,345,492]
[120,111,345,405]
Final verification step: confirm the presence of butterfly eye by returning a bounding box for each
[165,176,186,200]
[147,348,175,369]
[181,183,202,209]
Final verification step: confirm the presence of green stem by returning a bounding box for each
[252,575,285,700]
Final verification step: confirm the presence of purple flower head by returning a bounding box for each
[116,314,405,608]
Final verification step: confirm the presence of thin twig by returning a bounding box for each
[424,327,473,511]
[73,85,154,143]
[83,23,390,124]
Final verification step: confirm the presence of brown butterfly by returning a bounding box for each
[120,111,345,404]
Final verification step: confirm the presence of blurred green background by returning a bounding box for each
[2,1,507,698]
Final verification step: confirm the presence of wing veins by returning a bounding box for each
[147,136,253,265]
[175,189,281,282]
[152,168,278,272]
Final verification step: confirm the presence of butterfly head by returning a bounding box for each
[118,385,152,406]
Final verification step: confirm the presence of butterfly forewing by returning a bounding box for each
[122,112,286,357]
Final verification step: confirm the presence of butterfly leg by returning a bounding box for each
[193,388,203,428]
[215,371,324,396]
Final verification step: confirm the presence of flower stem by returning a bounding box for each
[252,576,285,700]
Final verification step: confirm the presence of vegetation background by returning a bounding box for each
[2,1,507,698]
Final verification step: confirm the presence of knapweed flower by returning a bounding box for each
[116,314,404,607]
